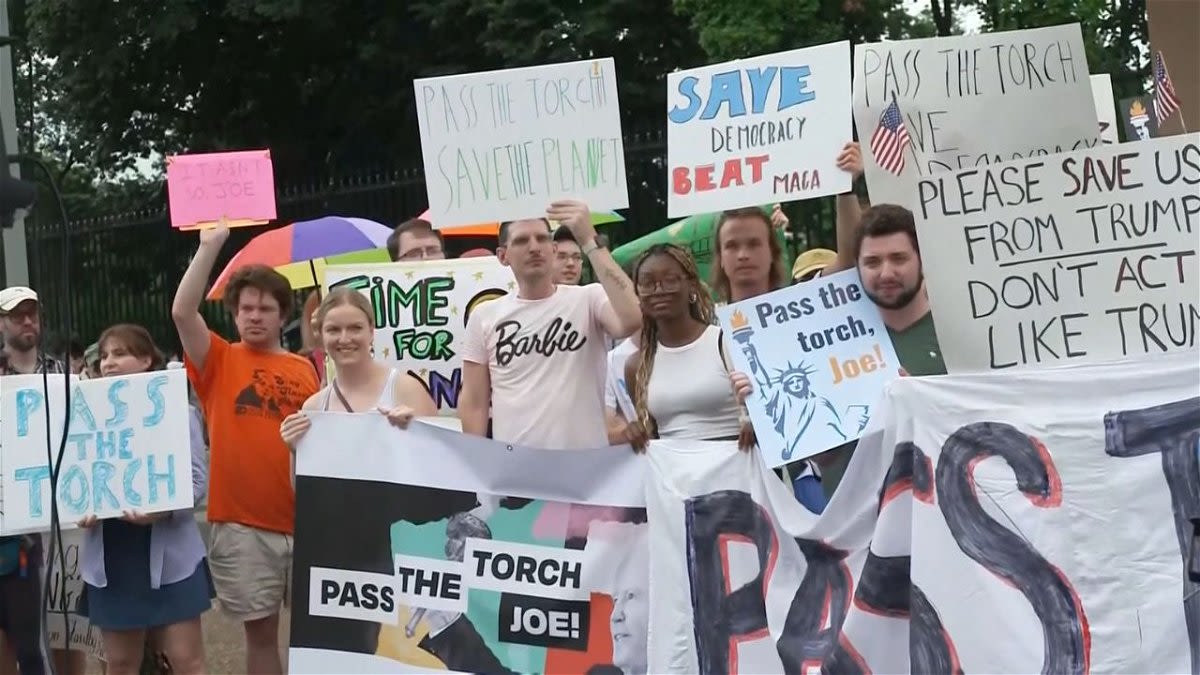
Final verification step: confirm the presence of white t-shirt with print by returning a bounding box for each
[462,284,612,449]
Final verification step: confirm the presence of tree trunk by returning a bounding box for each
[930,0,954,36]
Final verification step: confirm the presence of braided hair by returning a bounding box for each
[630,243,716,437]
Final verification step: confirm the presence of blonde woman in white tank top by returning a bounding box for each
[281,288,436,448]
[623,244,754,452]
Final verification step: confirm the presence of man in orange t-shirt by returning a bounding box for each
[172,223,318,675]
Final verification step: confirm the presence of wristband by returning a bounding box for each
[582,239,603,256]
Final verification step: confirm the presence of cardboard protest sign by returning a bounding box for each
[289,417,647,674]
[666,42,852,217]
[913,133,1199,373]
[0,370,193,534]
[324,257,514,413]
[414,59,629,228]
[1091,74,1119,145]
[716,268,899,466]
[166,149,276,229]
[645,349,1198,674]
[853,24,1098,208]
[44,529,105,658]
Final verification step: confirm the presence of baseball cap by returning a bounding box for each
[0,286,38,313]
[792,248,837,280]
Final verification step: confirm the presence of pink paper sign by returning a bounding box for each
[166,149,277,228]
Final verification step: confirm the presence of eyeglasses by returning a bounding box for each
[636,277,685,295]
[398,246,445,261]
[556,252,583,263]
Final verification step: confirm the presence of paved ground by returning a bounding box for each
[82,515,291,674]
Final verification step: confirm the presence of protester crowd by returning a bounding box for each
[0,133,949,675]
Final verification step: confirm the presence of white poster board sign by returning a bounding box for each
[666,42,852,217]
[853,24,1099,208]
[324,257,514,414]
[1091,73,1119,145]
[414,59,629,227]
[913,133,1199,373]
[0,370,193,534]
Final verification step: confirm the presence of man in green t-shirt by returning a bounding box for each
[817,203,947,496]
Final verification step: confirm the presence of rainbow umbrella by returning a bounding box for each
[418,209,624,236]
[207,216,392,300]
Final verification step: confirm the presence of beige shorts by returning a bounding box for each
[208,522,293,622]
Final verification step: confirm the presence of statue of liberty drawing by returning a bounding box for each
[728,309,870,461]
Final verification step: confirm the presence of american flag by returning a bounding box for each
[1153,51,1181,123]
[870,99,911,176]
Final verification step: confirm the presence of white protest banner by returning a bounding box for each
[44,529,105,659]
[666,42,852,217]
[288,416,648,674]
[0,370,192,534]
[645,349,1198,673]
[913,132,1199,373]
[853,24,1098,208]
[1091,74,1119,145]
[324,257,514,414]
[716,268,899,466]
[415,59,628,228]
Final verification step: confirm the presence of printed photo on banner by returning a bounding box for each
[852,24,1099,208]
[0,370,193,535]
[666,42,852,217]
[289,416,649,675]
[715,268,899,466]
[414,59,629,228]
[1121,96,1159,141]
[324,258,514,414]
[913,133,1199,373]
[644,350,1198,674]
[43,529,105,660]
[165,149,277,229]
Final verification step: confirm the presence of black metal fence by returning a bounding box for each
[25,128,837,351]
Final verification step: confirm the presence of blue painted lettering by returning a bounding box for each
[14,466,50,517]
[91,461,120,512]
[95,430,118,460]
[105,380,129,428]
[668,76,701,124]
[118,428,135,460]
[15,389,43,438]
[69,433,91,461]
[123,459,143,507]
[146,454,176,504]
[143,374,168,427]
[61,465,89,515]
[668,66,818,124]
[69,387,98,432]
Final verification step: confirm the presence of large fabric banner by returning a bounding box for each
[289,417,647,674]
[646,349,1198,673]
[325,258,514,414]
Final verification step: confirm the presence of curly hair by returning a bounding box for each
[629,243,715,437]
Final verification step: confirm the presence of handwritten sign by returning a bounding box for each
[166,149,277,229]
[44,529,105,659]
[0,370,193,535]
[913,133,1200,373]
[853,24,1099,208]
[414,59,629,227]
[1091,74,1119,145]
[715,269,900,466]
[666,42,852,217]
[324,257,514,413]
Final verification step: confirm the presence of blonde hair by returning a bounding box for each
[630,244,715,436]
[312,287,375,334]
